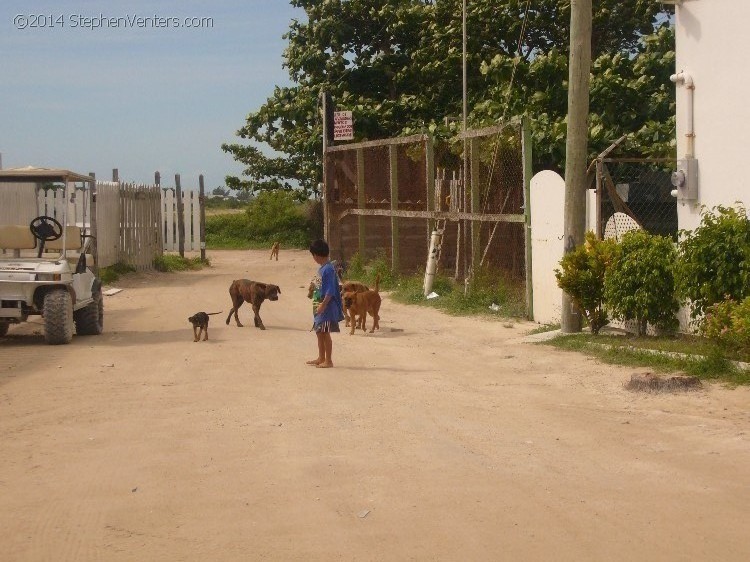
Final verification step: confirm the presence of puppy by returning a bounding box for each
[342,275,381,335]
[269,241,280,261]
[226,279,281,330]
[188,311,222,342]
[340,280,369,327]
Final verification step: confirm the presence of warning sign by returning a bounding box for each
[333,111,354,141]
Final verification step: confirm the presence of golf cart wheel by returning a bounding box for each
[43,289,74,345]
[0,322,8,337]
[74,285,104,335]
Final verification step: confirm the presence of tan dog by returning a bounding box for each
[342,275,381,335]
[340,280,369,327]
[225,279,281,330]
[269,241,280,261]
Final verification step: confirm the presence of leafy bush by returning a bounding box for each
[555,231,618,334]
[603,230,679,336]
[345,252,366,280]
[245,190,309,241]
[676,205,750,318]
[341,250,397,289]
[205,190,320,248]
[702,296,750,360]
[154,255,209,272]
[99,263,136,284]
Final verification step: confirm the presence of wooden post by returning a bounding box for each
[562,0,592,333]
[118,179,125,265]
[88,172,98,273]
[356,149,366,257]
[454,170,462,280]
[389,144,399,272]
[522,117,534,320]
[154,172,161,253]
[112,169,119,183]
[470,137,481,274]
[175,174,185,258]
[426,136,436,243]
[199,174,206,261]
[595,160,603,239]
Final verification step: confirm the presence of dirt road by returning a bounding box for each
[1,249,749,561]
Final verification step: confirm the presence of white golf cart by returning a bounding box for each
[0,167,103,344]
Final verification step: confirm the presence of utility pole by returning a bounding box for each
[561,0,592,333]
[321,90,331,242]
[461,0,469,289]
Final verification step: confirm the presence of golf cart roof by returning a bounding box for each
[0,166,94,184]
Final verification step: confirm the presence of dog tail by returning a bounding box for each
[374,274,381,292]
[207,311,223,315]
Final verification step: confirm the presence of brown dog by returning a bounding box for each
[343,275,381,335]
[188,311,222,342]
[225,279,281,330]
[340,281,369,327]
[269,241,280,261]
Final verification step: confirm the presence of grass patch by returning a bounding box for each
[544,333,750,386]
[527,323,561,335]
[590,333,749,363]
[343,253,526,319]
[154,254,210,272]
[391,272,526,318]
[99,263,136,284]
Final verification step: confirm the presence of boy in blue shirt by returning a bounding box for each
[307,239,343,368]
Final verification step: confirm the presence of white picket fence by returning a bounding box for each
[161,189,202,252]
[1,179,203,269]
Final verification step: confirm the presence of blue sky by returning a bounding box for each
[0,1,301,190]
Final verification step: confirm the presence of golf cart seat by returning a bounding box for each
[46,226,83,251]
[0,225,37,257]
[44,226,95,268]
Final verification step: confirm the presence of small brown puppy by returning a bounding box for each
[188,311,222,342]
[269,241,280,261]
[340,280,369,327]
[342,275,381,335]
[225,279,281,330]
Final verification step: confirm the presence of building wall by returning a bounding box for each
[529,170,597,325]
[675,0,750,230]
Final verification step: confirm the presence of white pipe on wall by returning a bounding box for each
[670,71,695,158]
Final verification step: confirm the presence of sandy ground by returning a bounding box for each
[1,249,749,561]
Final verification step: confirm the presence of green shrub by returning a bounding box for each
[154,255,209,272]
[99,263,136,284]
[346,252,366,279]
[245,190,313,245]
[603,230,679,336]
[205,190,318,249]
[676,205,750,318]
[702,296,750,359]
[555,231,618,334]
[205,213,256,248]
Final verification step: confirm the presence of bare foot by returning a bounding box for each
[306,359,324,366]
[316,361,333,369]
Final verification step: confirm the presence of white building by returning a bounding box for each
[672,0,749,230]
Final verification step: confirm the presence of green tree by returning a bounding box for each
[223,1,674,196]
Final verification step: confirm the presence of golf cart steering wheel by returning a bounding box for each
[29,216,63,242]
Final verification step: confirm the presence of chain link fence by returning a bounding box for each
[596,158,678,240]
[324,118,531,314]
